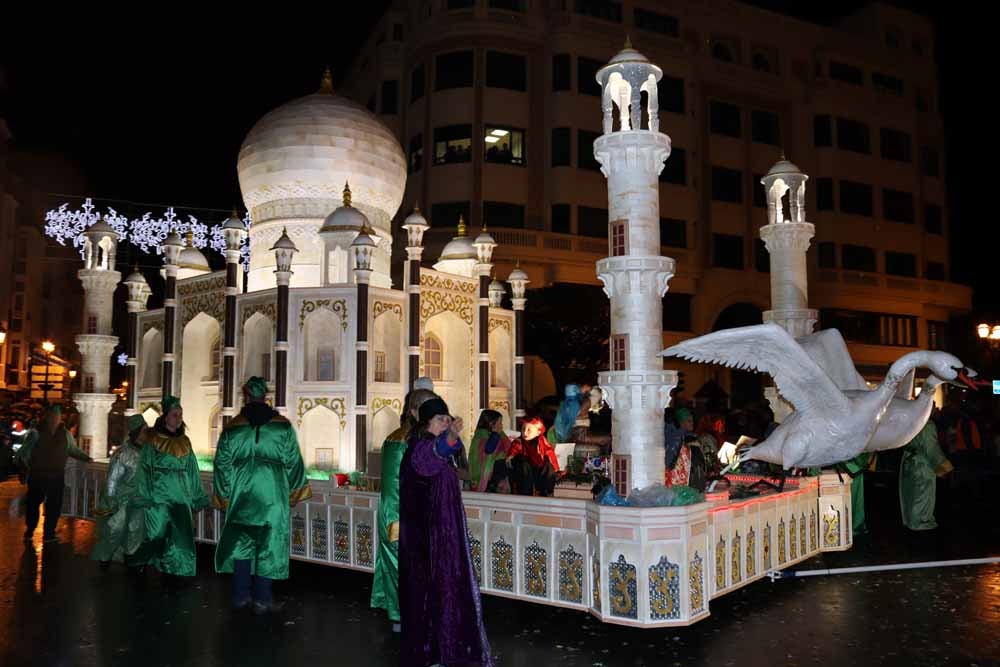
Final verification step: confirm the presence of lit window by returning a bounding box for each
[433,125,472,165]
[611,334,628,371]
[423,334,443,381]
[374,351,386,383]
[611,219,628,257]
[316,348,335,381]
[86,315,98,334]
[483,125,525,165]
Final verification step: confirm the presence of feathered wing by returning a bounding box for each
[796,329,868,392]
[662,323,849,414]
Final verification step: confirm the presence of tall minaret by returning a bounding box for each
[123,266,151,417]
[594,42,677,491]
[75,218,122,458]
[759,158,817,421]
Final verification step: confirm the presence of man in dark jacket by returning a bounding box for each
[15,404,93,542]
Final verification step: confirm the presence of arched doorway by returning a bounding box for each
[180,312,221,455]
[712,303,764,409]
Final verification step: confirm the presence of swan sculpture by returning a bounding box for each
[798,329,977,452]
[661,323,970,469]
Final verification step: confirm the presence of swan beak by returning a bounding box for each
[953,368,979,391]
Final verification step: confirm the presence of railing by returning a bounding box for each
[815,268,971,308]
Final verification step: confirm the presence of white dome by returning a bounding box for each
[178,245,210,271]
[237,88,406,230]
[440,236,476,261]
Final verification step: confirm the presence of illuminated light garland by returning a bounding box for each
[116,352,129,366]
[44,197,130,257]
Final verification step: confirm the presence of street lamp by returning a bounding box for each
[977,323,1000,341]
[0,326,7,345]
[41,340,55,405]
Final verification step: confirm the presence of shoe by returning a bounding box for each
[391,622,401,634]
[252,600,285,616]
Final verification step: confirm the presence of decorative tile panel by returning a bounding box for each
[592,553,601,609]
[291,515,307,557]
[689,551,705,614]
[648,556,681,620]
[789,514,798,560]
[355,522,373,567]
[715,536,726,589]
[764,523,772,570]
[799,514,807,556]
[558,545,583,604]
[778,518,786,564]
[468,530,482,585]
[746,526,756,578]
[333,519,350,563]
[491,536,514,591]
[809,510,817,551]
[523,540,548,598]
[311,515,328,560]
[608,554,638,620]
[823,506,841,547]
[731,532,741,584]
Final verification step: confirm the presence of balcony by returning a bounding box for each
[814,268,971,311]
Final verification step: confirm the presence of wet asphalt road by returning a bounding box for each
[1,473,998,667]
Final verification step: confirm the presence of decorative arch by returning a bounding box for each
[371,404,401,452]
[242,311,274,382]
[372,305,402,383]
[422,310,473,441]
[180,312,221,455]
[299,403,344,471]
[422,333,443,381]
[140,328,163,389]
[303,307,345,382]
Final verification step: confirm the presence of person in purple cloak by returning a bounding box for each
[398,397,494,667]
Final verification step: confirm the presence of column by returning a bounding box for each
[402,207,429,390]
[508,266,529,425]
[160,232,184,398]
[123,268,151,417]
[270,228,297,415]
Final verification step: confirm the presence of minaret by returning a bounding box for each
[402,206,429,389]
[593,42,678,491]
[473,224,497,410]
[123,266,151,417]
[352,223,377,472]
[221,211,248,426]
[75,218,122,458]
[759,157,817,421]
[271,228,298,415]
[507,263,529,426]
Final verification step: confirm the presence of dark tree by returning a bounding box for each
[525,283,609,391]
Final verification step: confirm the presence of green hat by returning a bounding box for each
[45,404,62,415]
[127,414,147,433]
[243,376,268,400]
[162,395,181,413]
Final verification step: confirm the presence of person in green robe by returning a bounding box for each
[841,452,872,536]
[900,421,953,530]
[468,409,512,492]
[130,395,209,580]
[91,414,148,567]
[371,386,437,632]
[213,377,311,614]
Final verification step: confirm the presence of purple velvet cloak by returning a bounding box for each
[398,434,494,667]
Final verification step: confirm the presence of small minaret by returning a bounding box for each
[402,205,429,390]
[271,228,298,415]
[352,223,377,472]
[507,263,529,425]
[593,41,678,491]
[123,266,151,417]
[759,157,817,421]
[473,224,497,410]
[221,211,248,426]
[75,218,122,458]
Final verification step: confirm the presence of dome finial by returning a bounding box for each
[413,202,420,213]
[319,66,334,94]
[457,214,467,237]
[780,149,786,161]
[185,230,194,246]
[624,34,633,50]
[343,181,352,207]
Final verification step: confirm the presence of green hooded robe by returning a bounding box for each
[90,436,145,563]
[371,426,408,622]
[899,422,952,531]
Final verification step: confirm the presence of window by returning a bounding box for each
[408,134,424,174]
[315,448,335,470]
[872,72,904,96]
[435,51,474,90]
[483,125,525,165]
[924,204,943,235]
[447,0,474,9]
[379,80,398,115]
[486,51,527,91]
[577,206,607,238]
[662,293,692,332]
[883,189,914,223]
[816,178,834,211]
[711,166,743,203]
[927,320,948,350]
[926,262,946,281]
[430,201,471,228]
[820,309,917,347]
[610,220,628,256]
[577,57,603,96]
[711,37,739,63]
[829,61,864,86]
[86,315,98,334]
[611,334,628,371]
[553,54,571,91]
[410,65,425,102]
[755,238,770,273]
[575,0,622,23]
[880,128,911,162]
[660,218,686,248]
[709,101,741,138]
[752,174,766,208]
[920,147,940,177]
[814,115,832,147]
[841,244,876,272]
[551,127,571,166]
[661,75,684,114]
[393,23,404,41]
[751,110,780,145]
[713,234,744,269]
[551,204,571,234]
[423,334,443,380]
[483,201,525,228]
[84,375,95,393]
[839,181,873,216]
[433,124,472,164]
[751,48,777,74]
[837,118,871,154]
[885,251,917,277]
[577,129,602,171]
[818,242,836,268]
[634,7,678,36]
[374,351,386,382]
[660,147,685,185]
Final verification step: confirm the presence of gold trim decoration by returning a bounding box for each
[488,317,511,334]
[177,275,226,296]
[420,272,477,294]
[141,318,165,335]
[299,299,348,330]
[372,300,404,322]
[296,396,348,429]
[212,493,230,510]
[371,397,402,416]
[241,301,277,327]
[289,484,313,506]
[689,551,704,613]
[181,291,225,326]
[648,556,680,621]
[523,540,548,598]
[488,400,511,415]
[421,290,473,325]
[608,554,637,619]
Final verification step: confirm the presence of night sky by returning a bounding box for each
[1,2,991,309]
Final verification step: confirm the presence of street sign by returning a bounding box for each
[993,380,1000,395]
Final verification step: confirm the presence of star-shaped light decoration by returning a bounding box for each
[116,352,129,366]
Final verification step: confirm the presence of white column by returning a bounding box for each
[75,269,121,458]
[760,223,817,339]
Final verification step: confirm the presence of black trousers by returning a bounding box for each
[509,456,558,497]
[25,477,65,537]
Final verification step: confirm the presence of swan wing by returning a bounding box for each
[663,323,849,414]
[796,328,868,392]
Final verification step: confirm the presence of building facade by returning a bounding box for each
[341,0,968,404]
